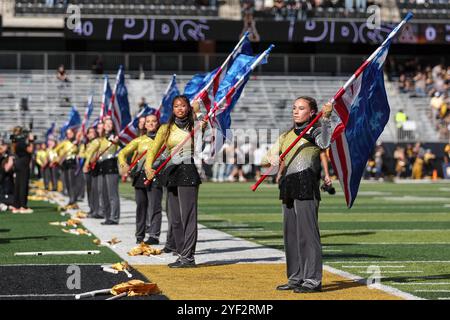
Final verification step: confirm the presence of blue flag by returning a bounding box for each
[330,41,392,208]
[45,123,55,143]
[183,68,218,101]
[119,104,157,144]
[60,106,81,140]
[158,75,180,124]
[110,65,132,133]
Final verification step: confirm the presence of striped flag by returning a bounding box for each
[329,13,412,208]
[157,74,180,124]
[100,76,112,121]
[81,95,94,134]
[119,105,157,144]
[107,65,132,134]
[209,46,273,158]
[45,122,55,143]
[192,32,252,113]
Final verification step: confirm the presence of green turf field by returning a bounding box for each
[0,200,121,265]
[120,181,450,300]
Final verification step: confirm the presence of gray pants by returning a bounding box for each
[165,192,176,251]
[99,173,120,223]
[43,167,51,190]
[282,198,322,286]
[50,167,58,191]
[90,175,101,217]
[135,186,163,241]
[167,186,199,263]
[84,173,93,214]
[63,168,77,204]
[75,171,85,201]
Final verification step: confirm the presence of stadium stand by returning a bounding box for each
[397,0,450,20]
[14,0,219,17]
[0,72,411,143]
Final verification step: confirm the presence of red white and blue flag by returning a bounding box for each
[81,95,94,135]
[329,13,412,208]
[100,76,112,121]
[119,105,157,144]
[157,74,180,124]
[107,65,132,134]
[192,32,252,113]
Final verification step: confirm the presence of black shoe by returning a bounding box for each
[162,247,174,254]
[293,284,322,294]
[169,260,196,268]
[92,214,104,219]
[136,239,144,244]
[168,260,181,268]
[144,238,159,245]
[101,220,118,225]
[276,283,301,291]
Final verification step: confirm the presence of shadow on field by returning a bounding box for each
[0,229,11,233]
[322,232,376,238]
[198,256,285,266]
[196,246,273,255]
[322,279,366,292]
[0,235,55,244]
[382,274,450,283]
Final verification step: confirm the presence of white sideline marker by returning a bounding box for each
[342,265,406,268]
[394,282,450,285]
[415,290,450,293]
[14,250,100,256]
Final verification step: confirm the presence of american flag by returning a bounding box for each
[119,105,157,144]
[157,74,180,124]
[329,13,412,208]
[107,65,131,135]
[100,75,112,121]
[192,32,252,113]
[81,95,94,135]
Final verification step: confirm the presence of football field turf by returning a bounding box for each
[122,181,450,300]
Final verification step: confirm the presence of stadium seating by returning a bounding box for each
[0,72,417,143]
[14,0,219,17]
[396,0,450,20]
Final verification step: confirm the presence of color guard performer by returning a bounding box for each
[118,114,165,245]
[262,96,332,293]
[145,95,206,268]
[54,128,79,209]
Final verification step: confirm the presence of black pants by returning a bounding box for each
[167,185,199,263]
[134,186,163,241]
[13,157,30,209]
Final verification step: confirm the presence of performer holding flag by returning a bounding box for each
[255,13,413,293]
[118,112,169,247]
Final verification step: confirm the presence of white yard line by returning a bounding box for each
[341,265,406,268]
[0,294,76,298]
[394,283,450,285]
[50,193,425,300]
[414,290,450,293]
[327,260,450,264]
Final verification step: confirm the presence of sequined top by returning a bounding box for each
[144,123,201,187]
[35,150,48,167]
[118,135,154,170]
[83,138,101,170]
[262,118,332,202]
[54,140,78,162]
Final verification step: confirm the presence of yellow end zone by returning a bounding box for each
[134,264,402,300]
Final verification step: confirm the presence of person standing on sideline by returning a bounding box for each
[145,95,207,268]
[54,128,79,209]
[262,96,332,293]
[119,114,166,246]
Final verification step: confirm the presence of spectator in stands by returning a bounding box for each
[423,148,436,177]
[271,0,287,21]
[444,143,450,165]
[374,143,384,180]
[91,56,104,75]
[56,64,69,83]
[405,144,414,178]
[394,145,406,178]
[395,109,407,139]
[137,97,147,115]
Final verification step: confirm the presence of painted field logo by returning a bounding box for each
[366,265,381,289]
[66,265,81,290]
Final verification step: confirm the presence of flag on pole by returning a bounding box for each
[59,106,81,140]
[192,32,253,113]
[45,122,55,143]
[328,14,412,208]
[183,68,218,101]
[108,65,132,134]
[100,76,112,121]
[81,95,94,134]
[209,48,271,157]
[157,74,180,124]
[119,105,158,144]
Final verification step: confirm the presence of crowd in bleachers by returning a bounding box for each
[243,0,381,21]
[396,61,450,140]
